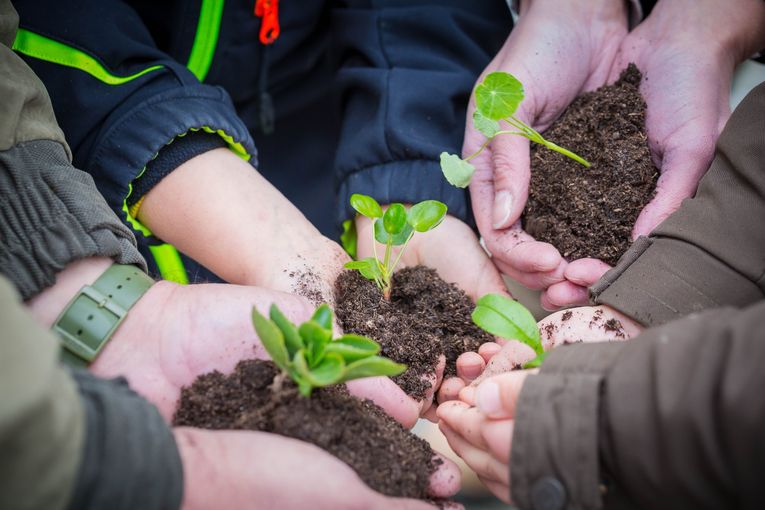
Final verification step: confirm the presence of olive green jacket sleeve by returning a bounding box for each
[0,0,145,301]
[0,275,83,510]
[511,301,765,510]
[590,81,765,327]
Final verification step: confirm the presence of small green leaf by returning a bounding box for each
[304,353,345,387]
[383,203,408,235]
[292,350,314,397]
[350,194,383,219]
[475,72,524,121]
[344,257,383,281]
[325,334,381,362]
[522,351,547,369]
[269,304,303,357]
[311,304,333,331]
[252,307,290,371]
[342,356,407,381]
[299,320,332,366]
[408,200,448,232]
[472,294,543,355]
[473,110,500,138]
[340,219,357,259]
[374,219,413,246]
[439,152,476,189]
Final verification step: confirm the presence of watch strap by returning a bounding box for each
[53,264,154,367]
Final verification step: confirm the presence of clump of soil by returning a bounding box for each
[174,359,441,499]
[523,64,658,265]
[335,266,493,399]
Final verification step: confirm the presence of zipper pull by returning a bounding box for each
[254,0,280,45]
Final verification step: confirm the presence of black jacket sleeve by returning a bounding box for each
[13,0,256,237]
[331,1,513,227]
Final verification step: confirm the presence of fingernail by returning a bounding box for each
[492,191,513,229]
[476,381,502,416]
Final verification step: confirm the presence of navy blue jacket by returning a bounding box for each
[13,0,512,279]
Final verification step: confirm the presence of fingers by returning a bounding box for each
[420,355,446,416]
[439,423,510,487]
[478,342,502,363]
[479,476,512,505]
[564,258,612,287]
[437,401,488,450]
[345,376,419,429]
[540,281,588,310]
[488,130,532,230]
[456,351,485,382]
[475,371,531,419]
[427,452,462,498]
[437,377,467,404]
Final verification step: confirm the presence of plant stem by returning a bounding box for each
[389,231,415,276]
[538,138,591,167]
[508,115,590,167]
[464,130,524,162]
[383,240,392,275]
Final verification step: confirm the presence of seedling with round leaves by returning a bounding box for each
[471,293,547,369]
[345,194,447,298]
[252,303,406,397]
[440,71,590,188]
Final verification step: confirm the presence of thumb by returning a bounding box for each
[488,126,531,230]
[475,371,533,419]
[632,144,713,237]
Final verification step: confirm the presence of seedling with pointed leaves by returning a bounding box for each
[345,194,447,298]
[252,303,406,397]
[440,72,590,188]
[471,293,547,368]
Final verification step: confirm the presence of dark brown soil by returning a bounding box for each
[523,64,658,265]
[173,359,442,499]
[335,266,493,399]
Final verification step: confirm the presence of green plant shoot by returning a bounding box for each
[252,303,406,397]
[440,72,590,188]
[345,194,447,298]
[471,293,547,369]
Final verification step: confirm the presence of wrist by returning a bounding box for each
[524,0,627,25]
[26,257,113,327]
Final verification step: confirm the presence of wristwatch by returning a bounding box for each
[53,264,154,367]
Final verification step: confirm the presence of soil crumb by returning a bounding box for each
[523,64,658,265]
[173,359,440,499]
[335,266,493,399]
[561,310,573,322]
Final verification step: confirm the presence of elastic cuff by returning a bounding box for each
[66,371,183,510]
[590,236,763,328]
[0,140,145,300]
[336,159,472,233]
[84,84,256,240]
[127,130,227,208]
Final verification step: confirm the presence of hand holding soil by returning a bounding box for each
[465,0,628,294]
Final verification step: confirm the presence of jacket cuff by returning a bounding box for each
[0,140,145,300]
[511,342,626,509]
[590,236,763,328]
[66,371,183,510]
[84,84,257,240]
[336,159,472,231]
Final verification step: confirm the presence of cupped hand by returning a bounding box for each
[467,0,628,292]
[176,427,462,509]
[356,212,512,422]
[91,281,434,428]
[437,305,641,403]
[547,0,765,308]
[437,370,534,503]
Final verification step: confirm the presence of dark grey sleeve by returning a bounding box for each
[590,82,765,327]
[0,140,147,300]
[66,371,183,510]
[0,2,146,300]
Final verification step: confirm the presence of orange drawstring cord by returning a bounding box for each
[254,0,280,44]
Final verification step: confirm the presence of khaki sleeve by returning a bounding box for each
[591,81,765,327]
[0,276,84,510]
[512,300,765,509]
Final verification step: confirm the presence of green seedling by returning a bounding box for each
[345,194,447,299]
[471,293,547,369]
[440,71,590,188]
[252,302,406,397]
